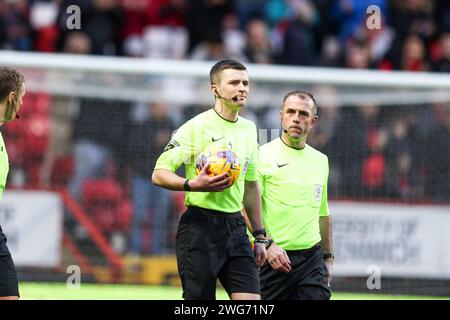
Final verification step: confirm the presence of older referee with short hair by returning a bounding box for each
[255,90,333,300]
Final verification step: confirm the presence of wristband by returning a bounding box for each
[323,253,335,260]
[252,228,266,238]
[183,179,191,191]
[254,238,274,249]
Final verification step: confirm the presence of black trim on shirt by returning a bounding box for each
[212,107,239,123]
[279,136,305,150]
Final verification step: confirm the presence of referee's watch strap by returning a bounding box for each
[323,253,335,260]
[252,228,266,238]
[183,179,191,191]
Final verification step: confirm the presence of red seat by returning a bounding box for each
[116,199,133,233]
[82,179,123,205]
[22,93,50,117]
[24,161,43,188]
[22,116,50,157]
[33,93,51,115]
[82,179,126,233]
[50,155,74,188]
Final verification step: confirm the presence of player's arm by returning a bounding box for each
[243,180,263,234]
[320,214,333,286]
[319,215,333,256]
[319,162,333,257]
[152,122,230,192]
[243,180,267,267]
[319,163,333,285]
[243,132,265,236]
[152,165,231,192]
[244,200,291,272]
[241,208,252,232]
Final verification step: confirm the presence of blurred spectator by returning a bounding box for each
[384,114,422,199]
[243,19,274,64]
[399,34,429,71]
[0,0,33,50]
[57,0,124,55]
[233,0,265,30]
[319,35,343,67]
[141,25,188,59]
[222,13,246,60]
[343,36,373,68]
[68,97,131,200]
[332,105,386,197]
[184,0,234,53]
[389,150,416,198]
[44,31,92,189]
[432,32,450,73]
[121,0,149,38]
[359,110,389,198]
[425,104,450,201]
[308,86,342,196]
[385,0,436,70]
[278,0,321,66]
[30,0,59,52]
[434,1,450,33]
[122,0,187,57]
[119,0,149,56]
[308,86,342,155]
[145,0,186,26]
[163,0,187,25]
[354,14,395,65]
[264,0,291,28]
[390,0,436,44]
[126,101,176,255]
[62,31,92,54]
[331,0,388,44]
[189,32,244,61]
[189,33,226,60]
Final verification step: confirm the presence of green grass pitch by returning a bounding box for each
[19,282,450,300]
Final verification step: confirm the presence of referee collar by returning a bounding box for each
[279,136,305,150]
[212,107,239,123]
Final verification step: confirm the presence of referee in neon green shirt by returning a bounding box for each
[257,90,333,300]
[152,60,267,300]
[0,67,25,300]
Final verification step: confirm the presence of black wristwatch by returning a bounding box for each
[252,228,266,238]
[183,179,191,191]
[254,238,274,249]
[323,253,335,260]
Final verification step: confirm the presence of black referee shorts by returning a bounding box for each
[0,228,19,297]
[175,206,260,300]
[260,244,331,300]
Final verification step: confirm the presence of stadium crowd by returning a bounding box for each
[1,0,449,71]
[1,0,450,254]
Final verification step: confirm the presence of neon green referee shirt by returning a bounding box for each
[258,137,330,250]
[0,132,9,201]
[154,108,259,213]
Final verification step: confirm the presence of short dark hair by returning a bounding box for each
[210,59,247,85]
[281,90,317,115]
[0,67,25,102]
